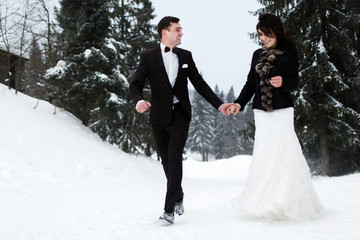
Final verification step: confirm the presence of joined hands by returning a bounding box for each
[219,103,240,116]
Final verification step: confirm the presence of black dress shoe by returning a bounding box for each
[159,212,174,224]
[175,194,184,215]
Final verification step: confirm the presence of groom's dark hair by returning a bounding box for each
[157,16,180,38]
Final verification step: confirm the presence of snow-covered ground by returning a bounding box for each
[1,83,359,240]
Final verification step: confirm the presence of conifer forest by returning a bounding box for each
[1,0,359,176]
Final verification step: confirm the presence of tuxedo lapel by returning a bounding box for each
[173,49,185,90]
[154,46,173,89]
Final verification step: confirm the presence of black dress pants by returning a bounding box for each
[151,103,190,213]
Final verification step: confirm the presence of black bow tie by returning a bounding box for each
[164,46,178,53]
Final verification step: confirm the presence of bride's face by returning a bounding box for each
[258,29,277,49]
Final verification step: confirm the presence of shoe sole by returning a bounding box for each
[159,217,174,224]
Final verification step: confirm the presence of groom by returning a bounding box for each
[129,16,235,224]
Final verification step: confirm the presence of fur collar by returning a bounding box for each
[255,48,284,112]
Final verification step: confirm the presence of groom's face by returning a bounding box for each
[163,22,183,48]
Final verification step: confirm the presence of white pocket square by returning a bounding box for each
[182,64,188,68]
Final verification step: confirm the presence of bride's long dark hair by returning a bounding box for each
[256,13,297,50]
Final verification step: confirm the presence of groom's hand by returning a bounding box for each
[136,100,151,113]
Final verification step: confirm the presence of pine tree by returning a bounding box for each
[187,90,215,161]
[109,0,158,155]
[110,0,158,78]
[24,36,46,100]
[255,0,360,175]
[212,85,255,159]
[239,105,255,155]
[212,86,227,159]
[45,0,128,144]
[220,87,243,157]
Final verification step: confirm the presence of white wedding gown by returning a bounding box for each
[240,107,324,220]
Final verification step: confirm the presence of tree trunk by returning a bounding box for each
[39,0,55,66]
[16,56,22,94]
[7,52,12,90]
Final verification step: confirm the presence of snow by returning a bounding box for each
[84,49,92,59]
[1,83,360,240]
[108,92,120,103]
[45,60,67,78]
[83,48,109,63]
[317,38,326,54]
[326,92,360,119]
[95,72,109,82]
[106,39,118,54]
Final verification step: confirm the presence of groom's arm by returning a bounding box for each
[130,52,152,113]
[130,52,148,105]
[185,52,237,115]
[186,52,224,109]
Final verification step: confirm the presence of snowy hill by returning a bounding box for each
[1,83,359,240]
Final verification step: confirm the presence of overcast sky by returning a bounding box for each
[150,0,262,95]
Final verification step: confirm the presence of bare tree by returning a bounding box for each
[38,0,56,66]
[15,0,30,93]
[1,0,58,93]
[0,0,22,90]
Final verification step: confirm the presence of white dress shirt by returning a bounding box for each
[160,43,179,104]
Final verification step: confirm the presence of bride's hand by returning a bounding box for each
[227,104,240,116]
[270,76,282,88]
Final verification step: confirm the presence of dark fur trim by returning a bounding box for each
[255,49,284,112]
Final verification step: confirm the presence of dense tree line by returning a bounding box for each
[186,85,254,161]
[2,0,359,176]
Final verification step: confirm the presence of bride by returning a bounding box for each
[230,13,323,220]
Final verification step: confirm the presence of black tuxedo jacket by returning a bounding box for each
[130,45,223,125]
